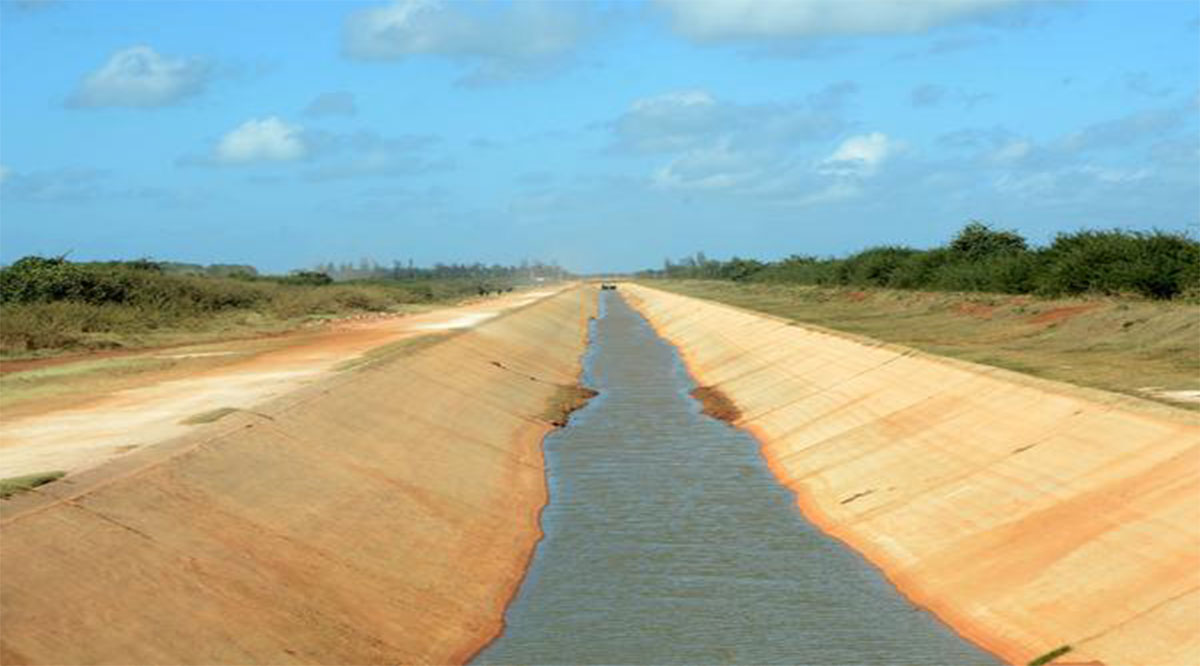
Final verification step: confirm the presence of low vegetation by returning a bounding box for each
[0,471,65,499]
[1028,645,1072,666]
[646,223,1200,301]
[179,407,241,425]
[333,332,457,372]
[0,256,564,357]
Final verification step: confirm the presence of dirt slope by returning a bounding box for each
[0,287,595,665]
[0,288,563,478]
[623,283,1200,666]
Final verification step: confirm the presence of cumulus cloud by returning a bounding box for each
[303,91,358,117]
[611,84,890,200]
[1060,108,1186,153]
[654,0,1025,42]
[820,132,897,176]
[342,0,593,85]
[67,45,210,108]
[183,120,447,177]
[651,141,764,191]
[615,83,855,154]
[215,117,308,164]
[922,98,1199,214]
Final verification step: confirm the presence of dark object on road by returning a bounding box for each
[601,283,618,290]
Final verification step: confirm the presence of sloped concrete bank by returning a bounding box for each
[0,287,595,665]
[622,284,1200,666]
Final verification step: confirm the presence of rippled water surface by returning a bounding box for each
[475,292,999,665]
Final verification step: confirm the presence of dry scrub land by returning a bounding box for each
[643,280,1199,409]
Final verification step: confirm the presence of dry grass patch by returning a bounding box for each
[334,332,455,372]
[647,280,1200,410]
[180,407,241,425]
[0,471,65,499]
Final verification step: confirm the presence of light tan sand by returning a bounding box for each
[0,289,561,478]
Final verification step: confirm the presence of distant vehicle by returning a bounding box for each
[600,283,618,290]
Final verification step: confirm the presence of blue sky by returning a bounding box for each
[1,0,1197,274]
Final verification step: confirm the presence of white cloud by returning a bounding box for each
[215,117,308,164]
[655,0,1025,42]
[616,84,854,153]
[611,85,871,198]
[821,132,896,175]
[1060,108,1185,153]
[68,45,209,108]
[618,90,721,152]
[651,141,762,191]
[343,0,590,84]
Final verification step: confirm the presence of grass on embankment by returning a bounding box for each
[644,280,1200,410]
[1028,645,1072,666]
[0,471,65,499]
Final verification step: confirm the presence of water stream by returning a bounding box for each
[474,291,999,665]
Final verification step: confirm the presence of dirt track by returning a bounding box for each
[0,288,563,478]
[623,283,1200,666]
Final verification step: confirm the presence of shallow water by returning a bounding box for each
[474,291,999,665]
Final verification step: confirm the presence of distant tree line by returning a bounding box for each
[0,256,569,308]
[0,255,573,352]
[309,258,568,283]
[639,223,1200,300]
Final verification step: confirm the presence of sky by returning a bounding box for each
[1,0,1197,274]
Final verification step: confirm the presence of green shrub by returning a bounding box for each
[1037,229,1200,298]
[648,222,1198,300]
[753,255,840,285]
[1028,645,1071,666]
[834,246,920,287]
[0,471,66,499]
[949,221,1028,261]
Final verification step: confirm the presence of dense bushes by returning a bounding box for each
[0,257,268,312]
[0,258,524,353]
[646,223,1199,299]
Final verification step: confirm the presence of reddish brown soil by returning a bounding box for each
[954,302,996,319]
[1029,304,1101,325]
[690,385,742,423]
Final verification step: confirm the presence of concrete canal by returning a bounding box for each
[474,290,999,665]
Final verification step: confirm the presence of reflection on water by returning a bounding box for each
[474,291,998,665]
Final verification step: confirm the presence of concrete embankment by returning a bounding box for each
[0,287,595,665]
[622,283,1200,666]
